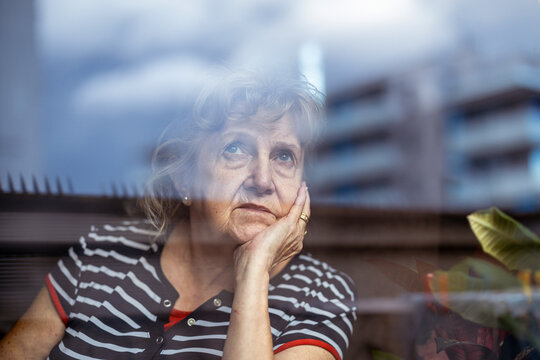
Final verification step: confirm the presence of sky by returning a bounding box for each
[3,0,540,195]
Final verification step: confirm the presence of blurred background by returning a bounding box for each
[2,1,540,359]
[2,0,540,210]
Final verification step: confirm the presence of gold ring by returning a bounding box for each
[299,213,309,224]
[304,230,308,235]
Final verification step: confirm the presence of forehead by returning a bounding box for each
[222,113,301,146]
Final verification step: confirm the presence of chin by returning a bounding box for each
[231,223,269,244]
[228,210,275,244]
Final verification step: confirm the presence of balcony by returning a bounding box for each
[322,98,401,144]
[308,143,402,189]
[448,106,540,157]
[447,61,540,107]
[448,165,540,207]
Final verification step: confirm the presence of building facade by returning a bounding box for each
[310,57,540,211]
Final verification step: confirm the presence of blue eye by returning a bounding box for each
[226,145,238,153]
[277,151,293,162]
[224,142,243,155]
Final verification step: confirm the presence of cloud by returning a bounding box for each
[43,0,540,117]
[36,0,295,62]
[72,55,220,116]
[446,0,540,58]
[223,0,457,92]
[297,0,456,91]
[37,0,540,73]
[37,0,208,60]
[49,0,460,118]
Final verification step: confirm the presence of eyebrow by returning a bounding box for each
[221,130,253,139]
[273,141,301,153]
[220,131,255,147]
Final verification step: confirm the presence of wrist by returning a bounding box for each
[234,246,273,273]
[234,258,270,289]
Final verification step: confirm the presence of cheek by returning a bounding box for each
[277,181,303,214]
[195,158,234,199]
[199,171,244,205]
[193,168,247,227]
[274,163,304,212]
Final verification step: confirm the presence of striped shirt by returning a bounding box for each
[46,221,357,360]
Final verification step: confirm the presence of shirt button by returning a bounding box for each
[213,298,222,307]
[163,299,172,307]
[155,336,164,344]
[187,318,196,326]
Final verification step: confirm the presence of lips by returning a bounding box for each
[238,203,273,215]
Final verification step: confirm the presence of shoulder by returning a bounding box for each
[270,253,357,360]
[87,219,159,244]
[73,219,161,259]
[272,252,356,303]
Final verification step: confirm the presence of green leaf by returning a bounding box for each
[430,259,521,293]
[464,258,522,290]
[371,349,403,360]
[467,207,540,270]
[430,259,523,328]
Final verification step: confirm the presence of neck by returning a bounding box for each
[162,220,236,292]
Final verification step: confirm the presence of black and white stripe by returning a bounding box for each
[47,221,357,360]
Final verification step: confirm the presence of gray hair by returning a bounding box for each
[142,71,325,234]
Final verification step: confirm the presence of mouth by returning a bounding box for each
[238,203,273,215]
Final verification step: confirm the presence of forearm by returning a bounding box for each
[0,287,64,360]
[0,318,53,360]
[223,260,274,360]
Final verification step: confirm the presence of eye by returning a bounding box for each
[224,142,244,155]
[276,151,294,163]
[223,142,249,162]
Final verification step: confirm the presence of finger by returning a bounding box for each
[286,182,308,225]
[273,253,295,268]
[300,186,310,222]
[296,185,310,234]
[273,242,303,267]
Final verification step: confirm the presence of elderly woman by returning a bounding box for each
[0,73,357,359]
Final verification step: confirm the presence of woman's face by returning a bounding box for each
[188,113,304,245]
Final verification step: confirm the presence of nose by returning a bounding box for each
[244,156,275,195]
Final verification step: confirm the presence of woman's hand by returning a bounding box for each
[233,182,310,277]
[224,182,312,360]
